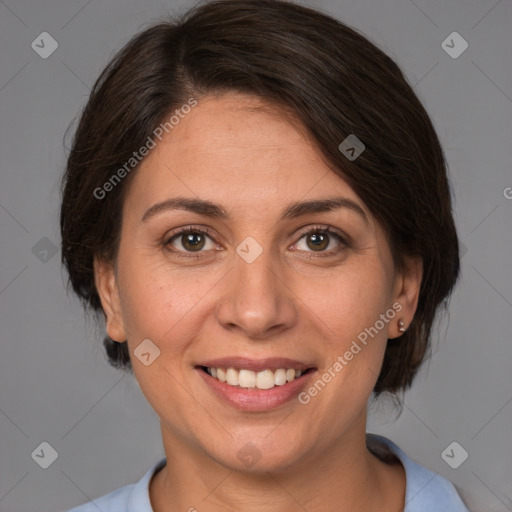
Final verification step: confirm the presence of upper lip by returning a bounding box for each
[197,357,315,372]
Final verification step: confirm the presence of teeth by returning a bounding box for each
[238,369,256,388]
[256,369,275,390]
[206,367,306,390]
[274,368,287,386]
[286,369,296,382]
[226,368,239,386]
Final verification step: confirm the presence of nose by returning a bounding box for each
[215,245,298,340]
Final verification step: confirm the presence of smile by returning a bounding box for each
[196,357,317,411]
[202,367,308,390]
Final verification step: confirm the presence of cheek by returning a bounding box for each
[294,258,393,401]
[295,259,393,343]
[116,255,215,353]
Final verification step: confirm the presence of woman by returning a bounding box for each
[60,0,470,510]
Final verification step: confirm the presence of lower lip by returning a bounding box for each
[196,368,316,412]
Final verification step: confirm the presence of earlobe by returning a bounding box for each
[391,256,423,339]
[93,257,127,342]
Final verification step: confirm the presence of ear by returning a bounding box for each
[93,256,127,343]
[390,255,423,339]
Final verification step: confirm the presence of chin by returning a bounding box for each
[210,435,306,474]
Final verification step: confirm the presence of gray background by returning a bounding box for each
[0,0,511,511]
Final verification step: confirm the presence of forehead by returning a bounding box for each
[124,92,363,218]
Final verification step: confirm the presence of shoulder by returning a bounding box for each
[367,433,471,512]
[65,484,133,512]
[64,458,166,512]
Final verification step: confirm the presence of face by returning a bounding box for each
[95,92,421,472]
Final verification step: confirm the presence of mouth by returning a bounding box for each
[198,365,316,390]
[195,357,317,411]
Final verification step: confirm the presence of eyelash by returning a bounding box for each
[163,224,350,259]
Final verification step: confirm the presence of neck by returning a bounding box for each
[150,417,405,512]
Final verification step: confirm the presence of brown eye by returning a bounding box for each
[306,232,329,251]
[165,228,217,254]
[180,232,206,252]
[293,227,349,257]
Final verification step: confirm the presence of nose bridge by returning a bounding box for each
[216,238,297,337]
[236,241,277,297]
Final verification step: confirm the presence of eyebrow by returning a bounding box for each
[141,196,369,225]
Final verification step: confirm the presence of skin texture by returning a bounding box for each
[94,92,422,511]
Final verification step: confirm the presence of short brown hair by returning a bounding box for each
[60,0,460,394]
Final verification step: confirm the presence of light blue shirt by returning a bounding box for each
[65,434,471,511]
